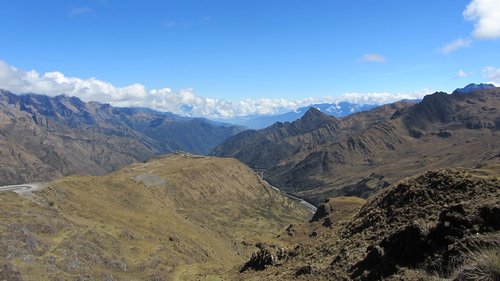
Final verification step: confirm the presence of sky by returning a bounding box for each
[0,0,499,118]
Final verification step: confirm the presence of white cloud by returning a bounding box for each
[359,53,386,63]
[333,90,430,105]
[464,0,500,39]
[456,70,469,78]
[439,38,472,54]
[483,66,500,85]
[0,61,431,118]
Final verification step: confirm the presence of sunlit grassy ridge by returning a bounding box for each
[0,153,309,280]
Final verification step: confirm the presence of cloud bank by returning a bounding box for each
[0,61,431,118]
[464,0,500,39]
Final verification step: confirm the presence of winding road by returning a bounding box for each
[264,180,317,214]
[283,192,317,214]
[0,184,40,194]
[0,180,318,214]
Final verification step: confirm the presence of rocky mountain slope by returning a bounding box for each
[0,153,310,280]
[212,87,500,204]
[232,168,500,280]
[0,90,241,185]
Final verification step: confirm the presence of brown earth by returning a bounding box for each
[232,168,500,280]
[0,153,310,280]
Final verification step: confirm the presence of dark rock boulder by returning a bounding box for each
[240,244,286,272]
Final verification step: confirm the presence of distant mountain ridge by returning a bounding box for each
[212,86,500,204]
[0,89,242,185]
[222,102,380,129]
[211,101,415,171]
[453,82,496,94]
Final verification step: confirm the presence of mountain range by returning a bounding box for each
[0,84,499,281]
[0,90,242,185]
[222,102,380,129]
[212,86,500,204]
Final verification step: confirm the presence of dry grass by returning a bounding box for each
[451,245,500,281]
[0,154,310,280]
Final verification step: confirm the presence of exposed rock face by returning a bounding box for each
[404,88,499,130]
[0,90,241,185]
[240,244,286,272]
[213,88,500,204]
[343,169,500,280]
[233,168,500,280]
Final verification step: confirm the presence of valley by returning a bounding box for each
[0,85,499,281]
[213,87,500,205]
[2,1,500,279]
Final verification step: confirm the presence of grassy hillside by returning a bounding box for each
[0,153,310,280]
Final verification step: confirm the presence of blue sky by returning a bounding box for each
[0,0,499,117]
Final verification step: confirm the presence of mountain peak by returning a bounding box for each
[301,107,327,120]
[453,83,496,94]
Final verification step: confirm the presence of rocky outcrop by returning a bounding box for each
[240,243,286,272]
[233,168,500,280]
[339,169,500,280]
